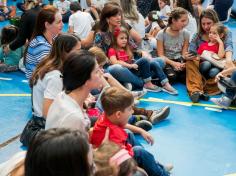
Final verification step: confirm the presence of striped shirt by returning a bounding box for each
[25,35,52,79]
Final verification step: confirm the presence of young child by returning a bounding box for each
[108,27,177,94]
[0,25,22,72]
[158,0,171,19]
[108,26,160,92]
[94,141,139,176]
[90,87,173,176]
[197,23,227,79]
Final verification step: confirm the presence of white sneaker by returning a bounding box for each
[124,83,132,91]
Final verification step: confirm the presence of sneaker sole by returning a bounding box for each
[144,87,162,93]
[161,88,178,95]
[135,120,153,131]
[150,106,170,124]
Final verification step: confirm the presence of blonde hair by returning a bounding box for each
[101,87,134,116]
[120,0,139,22]
[94,141,137,176]
[89,46,108,66]
[211,23,227,41]
[112,26,133,62]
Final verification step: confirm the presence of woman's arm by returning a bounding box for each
[42,99,53,118]
[81,31,95,48]
[129,28,142,45]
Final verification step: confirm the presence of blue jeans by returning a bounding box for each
[151,57,168,85]
[107,58,152,89]
[225,70,236,100]
[200,61,221,78]
[126,131,169,176]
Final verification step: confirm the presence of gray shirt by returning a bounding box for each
[156,29,190,60]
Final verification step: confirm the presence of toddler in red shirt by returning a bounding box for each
[197,23,227,78]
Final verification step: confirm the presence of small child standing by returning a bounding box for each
[90,87,173,176]
[197,23,227,79]
[0,25,23,72]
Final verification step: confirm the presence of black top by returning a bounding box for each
[9,6,41,51]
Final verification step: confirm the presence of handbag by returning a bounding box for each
[200,50,226,69]
[20,115,45,147]
[20,89,46,147]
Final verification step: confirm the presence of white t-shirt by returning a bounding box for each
[160,5,171,17]
[80,0,89,10]
[185,13,197,41]
[32,70,63,117]
[125,13,146,38]
[46,91,91,132]
[91,0,107,9]
[69,11,94,39]
[55,0,71,13]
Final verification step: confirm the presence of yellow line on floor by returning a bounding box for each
[0,94,31,96]
[140,97,236,110]
[224,173,236,176]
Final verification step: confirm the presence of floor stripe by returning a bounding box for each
[224,173,236,176]
[140,97,236,110]
[0,94,31,97]
[0,134,21,149]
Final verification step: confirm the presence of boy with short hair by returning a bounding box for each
[90,87,172,176]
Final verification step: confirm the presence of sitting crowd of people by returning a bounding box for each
[0,0,235,175]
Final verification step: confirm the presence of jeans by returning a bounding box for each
[126,131,169,176]
[151,57,168,85]
[200,61,221,79]
[225,70,236,100]
[107,58,152,89]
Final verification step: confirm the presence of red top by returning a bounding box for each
[90,113,133,156]
[197,42,219,55]
[108,48,131,63]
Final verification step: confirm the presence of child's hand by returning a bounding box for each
[130,64,138,70]
[213,34,223,44]
[215,72,225,82]
[3,45,10,55]
[141,130,154,145]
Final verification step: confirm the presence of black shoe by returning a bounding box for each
[200,93,209,101]
[190,92,200,103]
[135,120,153,131]
[149,106,170,125]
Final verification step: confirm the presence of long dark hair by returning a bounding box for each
[62,50,97,93]
[31,5,59,40]
[25,128,92,176]
[30,33,81,87]
[1,25,19,45]
[99,3,122,32]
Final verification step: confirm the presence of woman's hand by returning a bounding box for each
[172,61,185,71]
[183,51,198,61]
[141,130,154,145]
[142,51,152,60]
[215,72,225,82]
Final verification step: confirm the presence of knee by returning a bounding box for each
[208,68,220,78]
[107,64,123,73]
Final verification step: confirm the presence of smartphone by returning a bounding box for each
[189,50,197,57]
